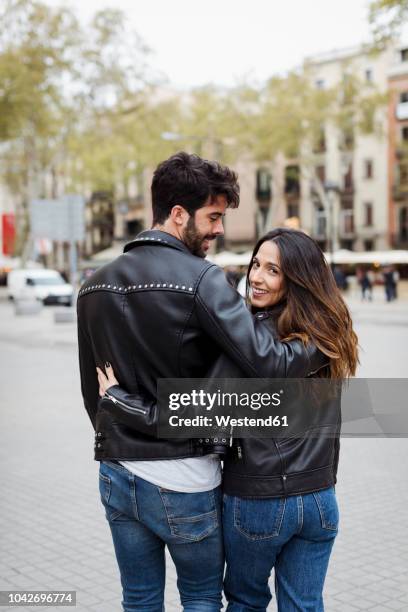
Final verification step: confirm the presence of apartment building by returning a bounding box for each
[225,44,400,252]
[303,44,393,251]
[388,45,408,249]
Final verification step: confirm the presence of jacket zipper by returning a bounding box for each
[105,393,148,415]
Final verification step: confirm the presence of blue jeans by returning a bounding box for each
[99,460,224,612]
[223,487,339,612]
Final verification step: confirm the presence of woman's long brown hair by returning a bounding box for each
[246,228,359,379]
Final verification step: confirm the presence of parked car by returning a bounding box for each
[7,269,74,306]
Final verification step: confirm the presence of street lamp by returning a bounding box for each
[324,181,340,267]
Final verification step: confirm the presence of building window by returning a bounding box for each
[343,163,353,191]
[364,202,373,226]
[400,207,408,241]
[341,127,354,151]
[315,79,325,90]
[401,48,408,62]
[340,239,354,250]
[313,126,326,153]
[400,92,408,104]
[400,163,408,184]
[402,126,408,141]
[287,203,299,218]
[284,165,300,194]
[316,165,326,185]
[256,168,272,203]
[364,159,373,179]
[364,240,374,251]
[341,210,355,234]
[365,69,373,82]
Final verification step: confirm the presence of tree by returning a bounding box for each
[41,6,175,204]
[0,1,160,255]
[0,0,83,255]
[214,65,387,236]
[369,0,408,47]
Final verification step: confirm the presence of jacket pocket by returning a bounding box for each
[159,488,219,542]
[234,497,286,540]
[312,487,339,531]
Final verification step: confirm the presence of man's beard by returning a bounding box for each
[183,216,216,258]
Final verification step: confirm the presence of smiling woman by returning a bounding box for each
[218,227,359,611]
[249,241,285,308]
[245,227,358,379]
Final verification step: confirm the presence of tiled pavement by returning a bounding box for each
[0,295,407,611]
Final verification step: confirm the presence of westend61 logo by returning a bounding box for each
[168,389,283,411]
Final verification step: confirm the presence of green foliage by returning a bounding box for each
[0,0,390,241]
[335,69,388,146]
[0,0,159,204]
[251,71,336,162]
[369,0,408,47]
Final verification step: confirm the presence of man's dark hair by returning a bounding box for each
[151,151,240,225]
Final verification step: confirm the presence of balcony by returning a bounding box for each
[395,147,408,160]
[392,183,408,201]
[390,234,408,249]
[388,62,408,79]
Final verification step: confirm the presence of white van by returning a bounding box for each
[7,269,74,306]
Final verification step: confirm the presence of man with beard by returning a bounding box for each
[77,152,322,612]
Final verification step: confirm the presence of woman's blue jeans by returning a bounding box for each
[99,460,224,612]
[223,487,339,612]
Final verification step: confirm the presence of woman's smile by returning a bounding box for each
[251,287,269,297]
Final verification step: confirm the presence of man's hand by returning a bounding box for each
[96,363,119,397]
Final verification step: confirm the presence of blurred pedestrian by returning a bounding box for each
[383,266,397,302]
[393,267,400,300]
[333,266,348,291]
[357,267,372,301]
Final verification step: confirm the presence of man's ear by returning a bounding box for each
[170,205,189,227]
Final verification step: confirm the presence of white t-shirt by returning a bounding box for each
[120,455,221,493]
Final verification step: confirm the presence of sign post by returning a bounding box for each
[29,196,85,285]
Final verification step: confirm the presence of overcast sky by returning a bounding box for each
[46,0,374,88]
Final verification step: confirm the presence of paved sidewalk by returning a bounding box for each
[0,296,407,611]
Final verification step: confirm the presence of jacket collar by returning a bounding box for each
[123,230,192,255]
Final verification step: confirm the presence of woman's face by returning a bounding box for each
[249,240,285,308]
